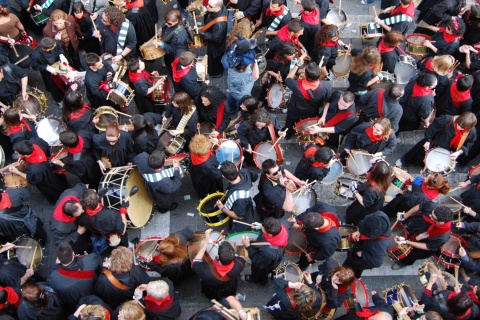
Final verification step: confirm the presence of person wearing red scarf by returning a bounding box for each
[392,203,453,270]
[240,217,287,284]
[334,291,394,319]
[457,221,480,273]
[436,74,473,117]
[294,145,334,182]
[315,25,346,78]
[84,52,116,109]
[72,1,101,55]
[378,30,404,73]
[458,174,480,225]
[132,279,181,319]
[298,0,320,57]
[289,202,340,269]
[268,20,304,58]
[425,18,466,57]
[2,108,38,144]
[192,229,246,300]
[375,0,415,35]
[171,51,207,100]
[127,58,165,114]
[261,0,292,37]
[62,90,96,132]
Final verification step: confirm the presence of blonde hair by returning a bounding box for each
[372,117,394,137]
[432,55,455,76]
[290,285,315,312]
[350,47,381,75]
[50,9,68,21]
[147,280,170,300]
[80,305,107,320]
[110,246,133,273]
[189,134,212,156]
[119,301,146,320]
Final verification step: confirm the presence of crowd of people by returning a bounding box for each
[1,0,480,318]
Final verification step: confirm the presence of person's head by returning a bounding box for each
[127,58,144,72]
[199,86,226,108]
[220,161,239,181]
[456,75,473,92]
[447,292,473,317]
[424,173,451,195]
[50,9,68,28]
[147,150,165,170]
[118,301,146,320]
[105,124,120,145]
[388,84,404,100]
[338,91,355,110]
[63,90,84,112]
[59,131,80,147]
[157,234,188,265]
[189,134,212,156]
[85,53,103,70]
[239,95,260,114]
[399,0,412,6]
[290,285,315,312]
[81,189,100,210]
[455,111,477,131]
[329,265,355,286]
[287,19,304,38]
[275,42,297,61]
[468,5,480,28]
[269,0,285,12]
[262,159,281,180]
[415,72,438,88]
[102,6,125,27]
[0,1,9,16]
[432,55,455,76]
[165,9,182,26]
[262,217,282,235]
[371,117,394,137]
[431,206,453,223]
[13,140,34,156]
[206,0,222,12]
[79,305,108,320]
[62,199,83,217]
[445,18,466,36]
[40,37,56,52]
[315,24,339,48]
[57,242,74,264]
[368,161,391,193]
[172,91,194,115]
[351,47,381,75]
[217,241,235,265]
[130,114,154,137]
[179,51,196,67]
[72,2,86,19]
[301,0,316,12]
[304,62,321,82]
[21,283,49,308]
[383,30,404,47]
[146,280,170,300]
[420,311,442,320]
[110,246,133,273]
[3,108,22,127]
[304,146,333,166]
[304,212,324,229]
[249,108,272,130]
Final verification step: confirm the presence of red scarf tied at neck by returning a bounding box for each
[276,25,299,45]
[86,202,103,216]
[190,150,213,166]
[67,135,84,154]
[450,81,471,108]
[145,294,174,311]
[304,146,326,168]
[171,58,190,82]
[22,144,47,164]
[264,225,289,247]
[365,126,385,142]
[421,182,440,200]
[450,122,466,149]
[53,195,80,223]
[266,5,285,17]
[378,39,396,54]
[412,83,433,97]
[439,27,460,43]
[128,70,154,99]
[212,259,234,277]
[356,308,381,319]
[301,7,319,25]
[69,104,90,121]
[7,119,32,135]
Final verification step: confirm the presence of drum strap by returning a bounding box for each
[324,111,354,127]
[162,25,185,43]
[100,269,131,290]
[368,14,413,30]
[116,19,131,57]
[267,6,289,32]
[224,190,251,210]
[200,16,228,32]
[142,166,186,182]
[177,107,196,133]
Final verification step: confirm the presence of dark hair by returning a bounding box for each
[275,42,297,60]
[218,242,235,265]
[62,91,84,119]
[399,0,412,4]
[127,58,141,72]
[3,108,21,127]
[262,159,277,174]
[271,0,285,5]
[456,111,477,130]
[304,212,324,229]
[21,283,49,308]
[165,9,182,25]
[59,131,79,147]
[57,242,74,264]
[104,6,125,27]
[445,18,466,36]
[415,72,437,87]
[85,53,101,66]
[81,189,100,210]
[0,290,7,305]
[262,217,282,235]
[62,200,81,217]
[433,206,453,222]
[457,75,473,91]
[249,108,272,129]
[172,92,194,115]
[368,161,391,193]
[239,96,260,115]
[301,0,316,11]
[388,84,404,99]
[468,5,480,28]
[199,86,227,109]
[383,30,404,47]
[220,161,238,181]
[342,91,355,103]
[72,1,86,13]
[287,19,304,33]
[423,311,442,320]
[447,292,473,316]
[302,146,333,169]
[305,62,321,81]
[148,150,165,169]
[13,140,34,156]
[315,25,339,49]
[131,114,155,139]
[40,37,56,50]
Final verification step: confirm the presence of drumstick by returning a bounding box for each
[454,265,459,284]
[115,110,132,117]
[155,23,158,44]
[233,220,255,228]
[14,55,30,66]
[338,0,341,15]
[212,300,237,320]
[214,230,225,244]
[292,180,307,208]
[268,128,288,152]
[50,147,66,162]
[243,148,269,158]
[318,55,325,69]
[30,245,37,269]
[346,150,360,169]
[132,244,138,266]
[133,298,145,309]
[292,180,316,194]
[8,35,19,57]
[449,196,466,208]
[391,219,399,231]
[292,241,309,256]
[372,6,377,17]
[13,245,32,249]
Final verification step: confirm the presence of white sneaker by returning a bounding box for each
[395,159,403,167]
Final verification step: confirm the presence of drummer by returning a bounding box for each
[84,53,116,110]
[62,89,96,133]
[130,113,162,154]
[417,55,455,98]
[377,30,405,73]
[195,86,229,139]
[237,108,284,166]
[374,0,415,35]
[127,58,165,114]
[346,47,382,105]
[457,174,480,223]
[0,242,34,289]
[171,51,209,101]
[0,62,29,107]
[2,108,38,144]
[456,221,480,273]
[258,0,292,38]
[267,20,305,58]
[294,145,334,182]
[334,291,394,320]
[314,25,346,79]
[424,18,465,57]
[395,111,477,168]
[298,0,321,58]
[435,74,473,117]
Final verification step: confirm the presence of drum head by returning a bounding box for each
[226,231,259,243]
[399,285,417,308]
[389,224,406,250]
[418,262,446,290]
[292,188,317,216]
[216,140,242,166]
[322,159,343,184]
[425,148,452,173]
[394,61,417,85]
[339,225,357,237]
[283,263,303,282]
[346,151,372,176]
[95,108,118,131]
[439,196,463,214]
[157,131,174,150]
[295,117,320,134]
[285,227,307,256]
[256,54,267,74]
[136,237,162,260]
[15,237,42,268]
[253,142,277,169]
[333,53,351,77]
[267,84,284,109]
[326,9,346,26]
[37,117,66,146]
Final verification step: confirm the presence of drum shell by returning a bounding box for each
[384,285,418,308]
[2,172,29,189]
[344,279,369,312]
[12,236,43,269]
[406,33,431,58]
[36,116,67,146]
[253,142,278,169]
[197,192,230,227]
[135,236,163,269]
[424,147,455,175]
[140,38,166,60]
[434,233,468,268]
[267,83,286,109]
[394,61,417,85]
[226,231,259,264]
[13,87,48,119]
[337,225,358,251]
[93,106,119,131]
[107,81,135,106]
[294,117,321,145]
[285,227,307,256]
[387,224,412,260]
[326,8,347,30]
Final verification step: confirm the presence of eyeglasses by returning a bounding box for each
[270,168,280,176]
[433,173,439,184]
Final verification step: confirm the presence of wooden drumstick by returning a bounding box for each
[292,241,309,256]
[454,265,459,284]
[292,179,308,208]
[133,298,145,309]
[343,44,351,64]
[115,110,133,117]
[391,219,399,231]
[243,148,269,158]
[13,245,32,249]
[292,180,316,194]
[448,187,461,194]
[346,150,360,169]
[8,35,19,57]
[14,55,30,66]
[318,55,324,68]
[233,220,255,228]
[132,244,138,266]
[214,230,225,244]
[30,245,37,269]
[372,6,377,17]
[268,128,288,152]
[212,300,237,320]
[449,196,466,208]
[338,0,342,15]
[155,23,158,43]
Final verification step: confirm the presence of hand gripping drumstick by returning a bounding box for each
[346,150,360,169]
[243,148,269,158]
[233,220,255,228]
[292,180,308,208]
[268,128,288,152]
[8,35,19,57]
[292,180,316,194]
[208,230,225,254]
[124,186,139,203]
[13,245,32,249]
[30,245,38,269]
[318,55,325,68]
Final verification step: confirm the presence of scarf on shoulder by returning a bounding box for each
[421,182,440,200]
[67,135,84,154]
[212,259,234,277]
[190,150,212,166]
[145,294,174,311]
[378,39,395,54]
[450,81,471,108]
[86,203,103,216]
[301,7,319,25]
[171,58,190,82]
[53,195,79,222]
[264,225,289,247]
[0,193,12,210]
[413,83,433,97]
[266,5,285,17]
[68,104,91,121]
[365,126,386,142]
[22,145,47,164]
[449,122,466,149]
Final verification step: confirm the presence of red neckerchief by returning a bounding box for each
[67,135,84,154]
[212,259,234,277]
[73,12,89,21]
[304,146,326,168]
[301,7,319,25]
[276,25,299,45]
[266,5,285,17]
[69,104,90,121]
[377,89,385,117]
[0,193,12,210]
[0,286,19,309]
[125,0,144,9]
[325,111,354,127]
[57,267,96,279]
[111,26,117,33]
[297,79,320,100]
[190,150,212,166]
[365,126,386,142]
[421,182,440,200]
[7,119,32,135]
[425,58,434,71]
[285,287,297,310]
[215,101,225,132]
[390,2,415,17]
[128,70,153,84]
[145,294,174,312]
[86,203,103,216]
[264,225,289,247]
[317,216,336,232]
[356,308,381,319]
[53,195,79,223]
[323,40,338,47]
[439,27,459,43]
[171,58,190,82]
[447,292,473,320]
[468,285,480,304]
[413,83,433,97]
[22,145,47,164]
[378,39,395,54]
[450,82,471,108]
[412,215,451,240]
[450,123,466,149]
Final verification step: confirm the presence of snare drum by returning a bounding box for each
[13,87,48,119]
[322,159,343,185]
[158,131,186,155]
[370,72,395,90]
[196,55,208,82]
[226,231,259,264]
[36,116,67,146]
[267,83,290,109]
[292,188,317,216]
[346,150,372,177]
[100,166,153,228]
[215,139,243,167]
[188,231,223,261]
[406,33,431,58]
[107,81,135,106]
[135,236,163,269]
[337,225,358,251]
[418,261,447,290]
[253,142,284,169]
[31,12,49,26]
[394,59,417,85]
[2,172,28,189]
[332,51,352,78]
[434,233,468,268]
[387,224,412,260]
[93,106,119,131]
[424,147,455,174]
[275,261,304,282]
[164,153,189,176]
[334,180,355,199]
[469,163,480,178]
[139,37,166,60]
[294,117,320,145]
[359,23,384,39]
[326,8,347,31]
[10,236,43,268]
[384,284,418,308]
[285,226,307,256]
[197,192,230,227]
[189,33,206,49]
[101,53,127,79]
[344,279,369,312]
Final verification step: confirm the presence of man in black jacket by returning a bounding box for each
[171,51,208,100]
[84,53,115,109]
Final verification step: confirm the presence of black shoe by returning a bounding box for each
[242,274,255,283]
[170,202,179,211]
[131,237,140,246]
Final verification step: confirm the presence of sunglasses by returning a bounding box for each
[270,168,280,176]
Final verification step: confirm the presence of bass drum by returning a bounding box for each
[13,87,48,119]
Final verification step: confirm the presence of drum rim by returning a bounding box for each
[253,141,277,169]
[197,192,225,216]
[226,231,260,239]
[267,83,285,108]
[14,235,43,268]
[136,236,163,256]
[418,261,447,290]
